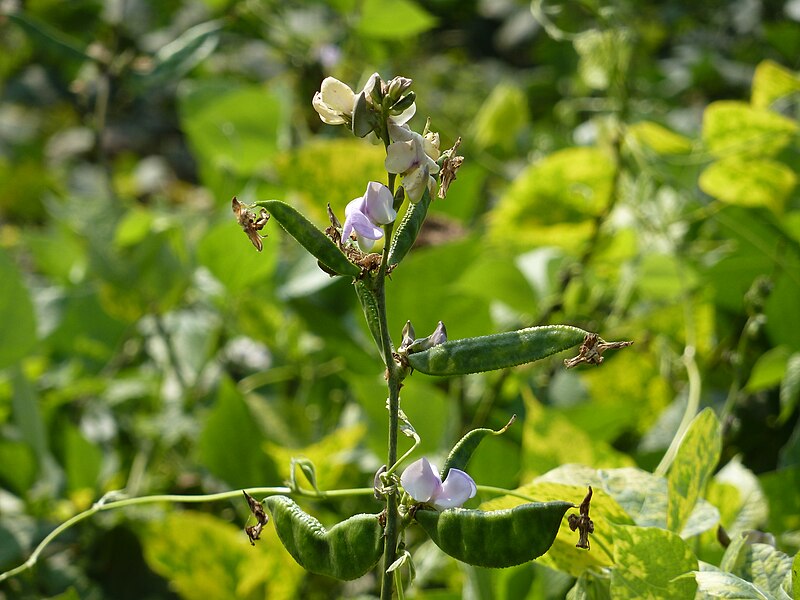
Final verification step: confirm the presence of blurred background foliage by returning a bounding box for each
[0,0,799,598]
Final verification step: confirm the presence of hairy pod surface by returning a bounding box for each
[407,325,587,376]
[256,200,360,277]
[387,186,432,266]
[415,501,573,568]
[265,495,384,581]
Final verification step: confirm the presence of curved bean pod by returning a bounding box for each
[256,200,360,277]
[415,501,573,568]
[265,495,384,581]
[406,325,587,376]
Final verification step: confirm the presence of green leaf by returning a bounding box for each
[699,157,796,213]
[179,82,286,190]
[197,217,276,292]
[59,423,102,493]
[751,60,800,109]
[489,147,614,250]
[574,28,632,91]
[407,325,587,376]
[702,101,798,158]
[694,569,772,599]
[626,121,694,155]
[746,346,792,392]
[415,501,573,568]
[135,20,222,89]
[567,570,612,600]
[471,83,529,151]
[197,377,276,488]
[610,524,698,599]
[0,440,37,496]
[256,200,359,277]
[387,186,432,266]
[721,540,794,598]
[440,415,516,480]
[356,0,437,40]
[5,11,92,63]
[708,456,768,540]
[0,250,37,369]
[765,269,800,350]
[264,424,366,491]
[141,510,304,600]
[521,398,635,479]
[780,353,800,423]
[667,408,722,534]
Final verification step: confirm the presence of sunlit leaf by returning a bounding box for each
[699,157,796,213]
[140,511,304,600]
[471,83,529,152]
[626,121,694,155]
[702,101,797,158]
[610,524,698,599]
[751,60,800,109]
[356,0,437,40]
[668,408,722,534]
[489,147,614,250]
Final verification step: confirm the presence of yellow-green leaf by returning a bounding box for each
[667,408,722,534]
[699,157,796,213]
[702,101,798,158]
[489,147,615,250]
[751,60,800,109]
[610,524,698,599]
[626,121,693,155]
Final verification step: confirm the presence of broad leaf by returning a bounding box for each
[610,524,698,599]
[668,408,722,534]
[702,101,797,158]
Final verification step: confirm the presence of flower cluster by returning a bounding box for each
[312,73,442,204]
[400,457,477,510]
[341,181,397,251]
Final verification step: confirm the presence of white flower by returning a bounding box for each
[341,181,397,251]
[312,77,358,125]
[400,457,477,511]
[385,123,440,203]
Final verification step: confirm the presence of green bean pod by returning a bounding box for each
[256,200,360,277]
[440,415,515,480]
[415,501,573,568]
[406,325,587,376]
[354,279,385,359]
[265,495,384,581]
[387,186,432,267]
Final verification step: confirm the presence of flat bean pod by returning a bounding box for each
[407,325,587,376]
[256,200,360,277]
[265,495,384,581]
[415,501,573,568]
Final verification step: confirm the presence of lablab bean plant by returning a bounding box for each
[232,73,626,596]
[0,73,628,598]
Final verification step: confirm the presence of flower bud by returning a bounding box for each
[399,320,416,352]
[387,76,413,101]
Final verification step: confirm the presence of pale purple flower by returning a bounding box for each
[342,181,397,251]
[400,457,477,511]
